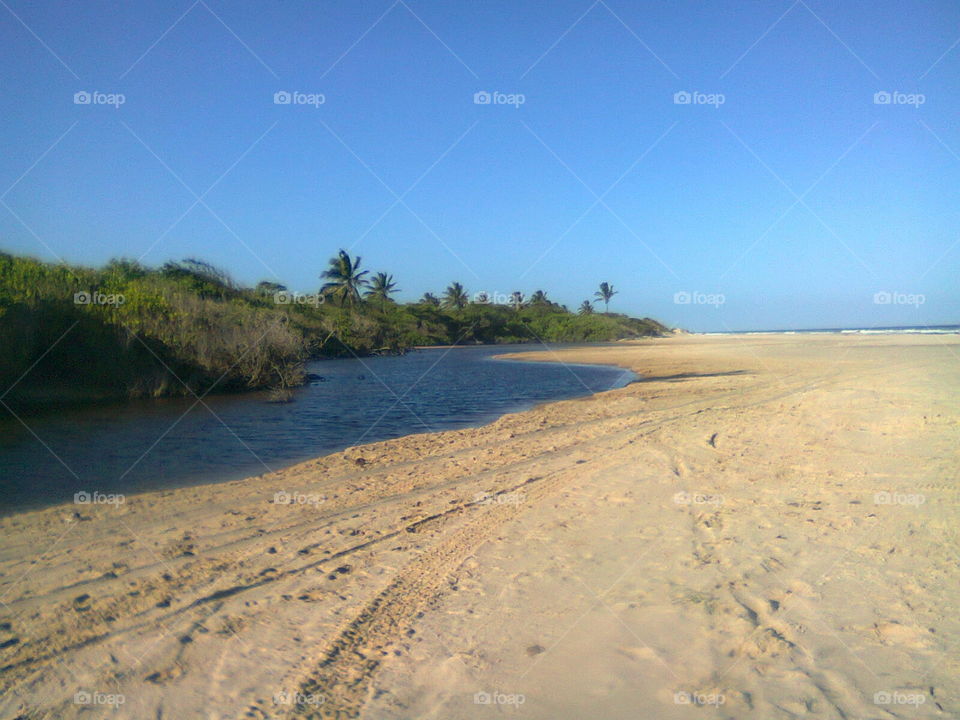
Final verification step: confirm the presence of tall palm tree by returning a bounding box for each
[442,282,468,310]
[364,272,399,308]
[420,292,440,307]
[530,289,548,304]
[321,250,368,306]
[510,291,525,311]
[594,282,617,313]
[579,300,594,315]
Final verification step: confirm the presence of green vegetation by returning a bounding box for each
[0,249,668,407]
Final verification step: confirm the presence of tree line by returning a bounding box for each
[0,249,667,408]
[270,249,621,316]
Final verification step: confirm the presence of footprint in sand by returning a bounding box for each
[616,645,659,662]
[873,621,929,648]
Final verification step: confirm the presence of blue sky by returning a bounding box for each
[0,0,957,331]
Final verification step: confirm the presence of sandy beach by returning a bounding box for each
[1,332,957,719]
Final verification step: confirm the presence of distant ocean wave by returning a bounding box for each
[838,327,960,335]
[702,326,960,336]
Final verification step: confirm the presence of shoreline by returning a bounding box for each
[0,345,639,519]
[1,333,957,718]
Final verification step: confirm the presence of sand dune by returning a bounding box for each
[1,333,957,719]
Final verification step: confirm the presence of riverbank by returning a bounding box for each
[0,346,631,514]
[1,333,957,719]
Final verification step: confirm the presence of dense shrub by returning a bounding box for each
[0,253,304,405]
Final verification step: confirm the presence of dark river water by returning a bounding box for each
[0,345,634,514]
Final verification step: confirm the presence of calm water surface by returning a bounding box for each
[0,345,634,513]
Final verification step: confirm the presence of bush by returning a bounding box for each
[0,253,305,406]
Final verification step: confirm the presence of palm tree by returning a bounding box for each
[364,272,399,308]
[579,300,594,315]
[321,250,368,306]
[530,290,548,304]
[594,282,617,313]
[420,292,440,307]
[443,282,468,310]
[510,291,525,311]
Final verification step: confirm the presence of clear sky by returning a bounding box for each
[1,0,957,331]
